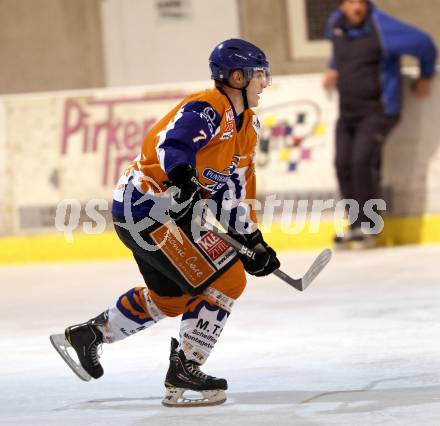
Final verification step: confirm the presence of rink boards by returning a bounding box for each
[1,72,440,262]
[2,215,440,263]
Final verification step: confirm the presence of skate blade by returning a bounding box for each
[49,334,92,382]
[162,387,226,407]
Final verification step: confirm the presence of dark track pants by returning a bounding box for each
[335,112,399,228]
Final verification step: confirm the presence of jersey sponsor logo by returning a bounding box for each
[150,224,216,288]
[203,168,229,183]
[195,320,223,337]
[225,108,234,123]
[197,231,236,269]
[203,287,234,313]
[224,108,234,132]
[202,106,217,123]
[202,168,230,192]
[220,130,234,140]
[201,106,218,134]
[220,108,235,140]
[200,155,243,193]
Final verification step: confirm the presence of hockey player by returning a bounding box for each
[50,39,280,407]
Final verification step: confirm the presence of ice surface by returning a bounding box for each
[1,245,440,425]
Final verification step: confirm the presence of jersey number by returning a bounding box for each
[193,129,207,143]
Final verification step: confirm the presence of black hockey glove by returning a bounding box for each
[232,229,280,277]
[167,164,201,226]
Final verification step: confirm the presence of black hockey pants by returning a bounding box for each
[335,111,399,229]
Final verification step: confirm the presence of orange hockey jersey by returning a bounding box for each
[113,87,260,231]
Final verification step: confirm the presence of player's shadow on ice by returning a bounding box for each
[53,381,440,415]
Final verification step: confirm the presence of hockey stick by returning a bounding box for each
[201,219,332,291]
[166,181,331,291]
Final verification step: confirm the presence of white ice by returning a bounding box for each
[1,245,440,425]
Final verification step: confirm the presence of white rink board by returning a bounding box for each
[1,72,439,235]
[255,74,338,196]
[383,74,440,216]
[0,102,8,234]
[0,76,339,236]
[0,83,205,235]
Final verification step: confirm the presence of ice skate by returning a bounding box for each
[334,228,377,250]
[333,232,352,250]
[162,337,227,407]
[50,311,107,381]
[333,227,357,250]
[349,228,377,250]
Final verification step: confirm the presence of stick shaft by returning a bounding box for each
[204,221,304,290]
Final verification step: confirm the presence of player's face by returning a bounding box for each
[247,70,269,108]
[340,0,369,26]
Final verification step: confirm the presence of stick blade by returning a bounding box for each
[301,248,332,290]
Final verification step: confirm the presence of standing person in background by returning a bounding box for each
[323,0,437,249]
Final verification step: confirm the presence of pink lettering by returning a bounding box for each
[62,100,90,154]
[60,94,185,187]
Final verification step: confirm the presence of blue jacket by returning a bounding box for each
[326,2,437,115]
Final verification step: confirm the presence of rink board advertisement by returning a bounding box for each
[0,75,338,236]
[1,72,440,242]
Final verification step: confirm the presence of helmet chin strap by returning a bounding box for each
[241,87,249,110]
[221,79,250,111]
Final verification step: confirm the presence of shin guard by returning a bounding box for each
[178,288,234,364]
[99,287,166,343]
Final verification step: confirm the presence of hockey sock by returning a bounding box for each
[98,287,166,343]
[178,287,234,364]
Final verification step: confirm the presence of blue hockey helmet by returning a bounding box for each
[209,39,271,86]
